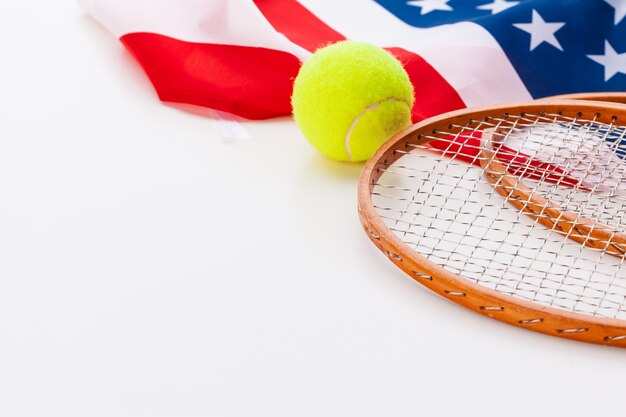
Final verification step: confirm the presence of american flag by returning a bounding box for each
[80,0,626,122]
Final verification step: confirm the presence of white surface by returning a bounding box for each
[0,2,624,417]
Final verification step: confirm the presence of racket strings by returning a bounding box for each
[482,114,614,307]
[504,117,626,316]
[375,158,626,245]
[400,112,626,234]
[411,112,626,186]
[372,111,626,319]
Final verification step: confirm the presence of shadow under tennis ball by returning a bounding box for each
[290,154,363,240]
[303,153,364,181]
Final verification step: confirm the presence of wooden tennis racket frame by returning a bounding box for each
[358,100,626,347]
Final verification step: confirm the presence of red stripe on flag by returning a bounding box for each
[121,10,466,121]
[386,48,466,122]
[120,32,301,120]
[253,1,465,122]
[253,0,346,52]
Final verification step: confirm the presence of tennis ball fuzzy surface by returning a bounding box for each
[292,41,414,162]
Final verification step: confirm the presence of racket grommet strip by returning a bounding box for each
[479,306,504,312]
[556,327,589,334]
[367,228,380,240]
[444,290,466,297]
[412,271,432,280]
[604,334,626,342]
[387,251,403,261]
[518,318,544,325]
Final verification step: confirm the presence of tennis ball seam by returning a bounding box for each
[344,97,411,161]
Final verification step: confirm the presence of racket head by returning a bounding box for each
[358,100,626,346]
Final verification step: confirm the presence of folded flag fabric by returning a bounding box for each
[80,0,626,121]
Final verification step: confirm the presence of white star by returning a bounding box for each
[588,40,626,81]
[513,9,566,51]
[477,0,520,15]
[406,0,453,15]
[605,0,626,25]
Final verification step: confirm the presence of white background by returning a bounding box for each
[1,2,625,416]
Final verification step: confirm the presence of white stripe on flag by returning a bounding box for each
[78,0,311,60]
[298,0,532,107]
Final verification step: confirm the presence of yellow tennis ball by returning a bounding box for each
[292,41,414,162]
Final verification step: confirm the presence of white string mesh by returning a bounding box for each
[372,112,626,319]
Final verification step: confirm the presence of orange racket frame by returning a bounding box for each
[358,100,626,347]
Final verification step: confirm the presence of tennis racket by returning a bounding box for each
[358,99,626,346]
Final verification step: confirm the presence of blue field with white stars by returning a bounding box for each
[374,0,626,97]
